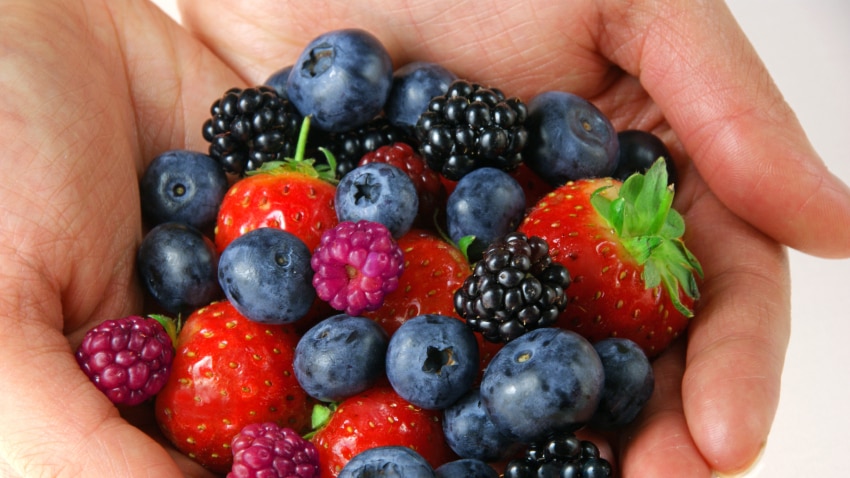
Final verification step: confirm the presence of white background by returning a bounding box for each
[152,1,850,476]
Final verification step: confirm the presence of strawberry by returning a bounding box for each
[518,159,702,357]
[214,117,338,254]
[154,300,314,473]
[309,382,456,477]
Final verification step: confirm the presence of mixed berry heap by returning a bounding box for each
[503,432,613,478]
[415,79,528,180]
[202,86,302,175]
[454,232,571,343]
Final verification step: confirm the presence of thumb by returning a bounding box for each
[599,0,850,258]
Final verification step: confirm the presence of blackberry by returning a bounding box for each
[415,79,528,181]
[316,116,413,178]
[454,232,570,343]
[503,432,613,478]
[202,86,302,175]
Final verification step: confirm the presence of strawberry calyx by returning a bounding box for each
[303,402,338,440]
[148,313,180,347]
[590,158,703,317]
[248,115,338,184]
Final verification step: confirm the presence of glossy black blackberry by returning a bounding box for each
[503,432,613,478]
[314,116,413,178]
[202,86,302,175]
[453,232,570,343]
[414,79,528,181]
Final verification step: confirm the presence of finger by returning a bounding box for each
[618,339,713,478]
[678,182,791,474]
[595,0,850,258]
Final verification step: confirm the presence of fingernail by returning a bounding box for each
[711,442,766,478]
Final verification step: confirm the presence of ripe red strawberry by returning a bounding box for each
[154,300,314,473]
[518,159,702,357]
[215,117,338,254]
[310,382,456,477]
[361,229,503,374]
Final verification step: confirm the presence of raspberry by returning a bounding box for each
[227,422,320,478]
[415,79,528,181]
[75,315,174,406]
[502,432,613,478]
[202,86,302,175]
[358,142,447,228]
[311,220,405,316]
[454,232,571,343]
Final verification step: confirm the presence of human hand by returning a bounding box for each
[0,1,238,476]
[170,0,850,476]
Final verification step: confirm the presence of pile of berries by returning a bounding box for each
[74,28,703,477]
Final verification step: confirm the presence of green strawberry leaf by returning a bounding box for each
[591,158,703,317]
[247,115,338,184]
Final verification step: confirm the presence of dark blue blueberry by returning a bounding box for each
[264,64,293,99]
[385,314,479,410]
[614,130,678,184]
[384,61,457,133]
[137,222,220,314]
[480,327,604,443]
[590,337,655,430]
[338,446,435,478]
[139,150,228,232]
[523,91,619,186]
[435,458,499,478]
[335,162,419,238]
[446,167,525,261]
[442,389,518,462]
[286,29,393,133]
[217,227,315,324]
[294,314,389,402]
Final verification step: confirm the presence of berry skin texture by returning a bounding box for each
[75,315,174,406]
[286,29,393,133]
[442,389,518,462]
[614,129,678,184]
[385,61,458,133]
[385,314,479,410]
[435,458,499,478]
[590,338,655,430]
[337,446,435,478]
[214,160,338,254]
[227,422,320,478]
[523,91,619,186]
[480,327,604,444]
[155,300,313,474]
[136,222,220,314]
[294,314,389,402]
[310,383,456,477]
[218,227,316,324]
[140,149,229,232]
[311,220,405,316]
[518,159,702,357]
[335,162,419,239]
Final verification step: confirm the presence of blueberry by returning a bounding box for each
[264,64,293,99]
[614,130,678,184]
[385,61,457,133]
[435,458,499,478]
[480,327,604,443]
[335,162,419,238]
[523,91,619,186]
[338,446,435,478]
[442,389,518,462]
[294,314,389,402]
[139,150,228,232]
[446,167,525,261]
[136,222,220,314]
[385,314,479,410]
[217,227,315,324]
[590,338,655,429]
[286,29,393,133]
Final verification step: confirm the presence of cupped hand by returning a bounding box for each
[0,0,237,476]
[171,0,849,477]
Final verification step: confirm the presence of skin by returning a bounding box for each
[0,0,848,476]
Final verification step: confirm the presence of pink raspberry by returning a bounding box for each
[227,422,319,478]
[311,220,404,316]
[75,315,174,406]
